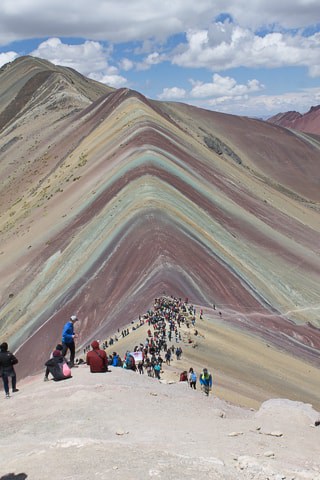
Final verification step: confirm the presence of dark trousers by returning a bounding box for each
[62,341,75,365]
[2,373,16,395]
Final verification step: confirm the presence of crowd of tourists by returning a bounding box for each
[0,296,213,398]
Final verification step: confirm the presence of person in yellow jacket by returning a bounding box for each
[199,368,212,396]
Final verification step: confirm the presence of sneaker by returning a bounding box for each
[5,393,10,399]
[12,388,19,393]
[44,376,49,382]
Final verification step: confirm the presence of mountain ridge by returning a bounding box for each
[0,57,319,401]
[267,104,320,135]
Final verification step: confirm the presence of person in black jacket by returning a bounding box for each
[44,350,72,381]
[44,343,64,381]
[0,342,19,399]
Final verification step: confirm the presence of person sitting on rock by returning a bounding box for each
[111,352,121,367]
[179,370,188,382]
[86,340,109,373]
[44,343,64,381]
[125,353,136,371]
[44,350,72,381]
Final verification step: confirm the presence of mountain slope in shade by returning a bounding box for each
[267,105,320,135]
[0,57,319,384]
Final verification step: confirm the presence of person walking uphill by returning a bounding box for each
[62,315,79,367]
[86,341,109,373]
[0,342,19,398]
[200,368,212,396]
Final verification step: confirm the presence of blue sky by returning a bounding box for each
[0,0,319,118]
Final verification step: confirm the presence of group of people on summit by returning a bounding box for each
[1,296,213,398]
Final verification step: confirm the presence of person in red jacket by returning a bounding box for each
[86,341,109,373]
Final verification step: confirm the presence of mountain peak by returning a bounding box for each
[267,105,320,134]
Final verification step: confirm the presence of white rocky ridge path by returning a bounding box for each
[1,366,319,480]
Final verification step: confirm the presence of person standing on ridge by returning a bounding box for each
[0,342,19,398]
[61,315,79,367]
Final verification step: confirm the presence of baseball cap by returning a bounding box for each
[70,315,78,322]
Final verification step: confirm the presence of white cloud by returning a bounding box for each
[158,87,187,100]
[157,72,320,117]
[88,72,127,88]
[195,87,320,117]
[136,51,166,71]
[0,1,319,117]
[0,51,18,67]
[172,24,320,77]
[0,1,214,45]
[158,73,263,103]
[119,58,134,71]
[222,0,320,30]
[30,37,127,88]
[310,65,320,77]
[0,1,319,47]
[189,74,264,98]
[31,38,110,76]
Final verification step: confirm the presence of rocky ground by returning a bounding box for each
[1,365,320,480]
[2,310,320,480]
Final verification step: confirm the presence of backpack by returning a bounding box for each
[190,373,197,382]
[62,361,72,378]
[126,355,134,368]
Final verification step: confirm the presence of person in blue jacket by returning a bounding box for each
[199,368,212,396]
[61,315,79,367]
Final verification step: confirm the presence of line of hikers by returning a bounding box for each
[80,295,213,396]
[180,366,213,395]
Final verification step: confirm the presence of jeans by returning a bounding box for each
[62,341,75,365]
[2,373,16,395]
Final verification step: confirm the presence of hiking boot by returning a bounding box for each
[12,388,19,393]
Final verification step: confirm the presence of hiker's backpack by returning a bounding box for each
[62,361,72,378]
[126,355,134,369]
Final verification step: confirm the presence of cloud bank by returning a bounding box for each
[0,1,319,116]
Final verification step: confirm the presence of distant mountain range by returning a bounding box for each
[267,105,320,135]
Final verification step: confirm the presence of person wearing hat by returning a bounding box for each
[44,343,64,381]
[44,349,72,381]
[61,315,79,367]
